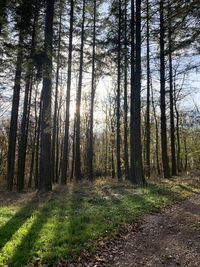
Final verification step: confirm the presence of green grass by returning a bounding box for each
[0,176,200,267]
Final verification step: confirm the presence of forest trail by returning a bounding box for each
[81,193,200,267]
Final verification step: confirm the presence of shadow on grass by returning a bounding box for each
[6,199,55,267]
[1,180,195,266]
[33,185,96,265]
[0,197,39,250]
[45,182,186,265]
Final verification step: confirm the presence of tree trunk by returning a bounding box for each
[123,0,129,180]
[17,0,38,192]
[88,0,96,181]
[17,72,33,191]
[70,117,76,181]
[55,99,62,182]
[168,0,177,176]
[61,0,74,184]
[130,0,145,184]
[74,0,86,181]
[151,81,161,175]
[7,31,23,191]
[58,132,64,180]
[105,115,108,177]
[130,0,135,182]
[159,0,171,178]
[183,133,188,172]
[28,124,35,188]
[111,114,115,179]
[175,104,181,172]
[39,0,55,193]
[52,4,62,183]
[34,94,42,189]
[146,0,151,178]
[116,0,122,181]
[28,91,38,188]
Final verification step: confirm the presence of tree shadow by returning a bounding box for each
[0,197,39,250]
[41,185,98,265]
[1,181,196,266]
[44,182,200,265]
[46,182,181,265]
[6,197,55,267]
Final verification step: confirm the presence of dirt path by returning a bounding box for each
[79,194,200,267]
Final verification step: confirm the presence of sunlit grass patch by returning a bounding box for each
[0,175,199,266]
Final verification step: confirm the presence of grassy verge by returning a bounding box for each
[0,175,200,267]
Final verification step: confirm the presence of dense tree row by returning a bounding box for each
[0,0,199,192]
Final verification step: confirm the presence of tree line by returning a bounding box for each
[0,0,200,192]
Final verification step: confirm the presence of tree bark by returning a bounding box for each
[130,0,135,182]
[116,0,122,181]
[74,0,86,181]
[146,0,151,178]
[28,91,38,188]
[130,0,145,184]
[168,0,177,176]
[61,0,74,184]
[52,4,62,183]
[17,0,38,191]
[39,0,55,193]
[123,0,129,180]
[88,0,96,181]
[70,117,76,181]
[159,0,171,178]
[175,102,181,172]
[183,133,188,171]
[151,81,161,175]
[7,31,23,191]
[34,94,42,189]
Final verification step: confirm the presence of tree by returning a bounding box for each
[7,0,33,190]
[52,1,62,183]
[130,0,145,184]
[168,0,176,176]
[145,0,151,178]
[74,0,86,181]
[7,32,23,191]
[123,0,129,180]
[159,0,171,178]
[28,87,39,188]
[61,0,74,184]
[38,0,55,193]
[1,0,200,192]
[130,0,135,183]
[116,0,122,181]
[151,80,161,175]
[17,0,39,192]
[88,0,97,181]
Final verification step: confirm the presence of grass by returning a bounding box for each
[0,175,200,267]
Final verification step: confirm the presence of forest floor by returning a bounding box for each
[0,173,200,267]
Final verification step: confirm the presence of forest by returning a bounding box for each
[0,0,200,266]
